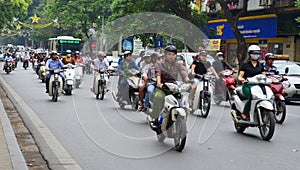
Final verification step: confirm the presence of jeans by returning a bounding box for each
[46,73,65,92]
[144,84,155,108]
[118,76,128,99]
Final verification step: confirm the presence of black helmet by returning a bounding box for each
[50,51,57,56]
[164,45,177,54]
[150,52,162,59]
[265,53,275,60]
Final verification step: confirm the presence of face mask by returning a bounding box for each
[218,57,224,61]
[250,54,260,60]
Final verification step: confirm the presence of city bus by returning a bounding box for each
[49,36,82,55]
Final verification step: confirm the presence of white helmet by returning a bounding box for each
[248,45,261,60]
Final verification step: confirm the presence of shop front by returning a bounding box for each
[206,14,287,65]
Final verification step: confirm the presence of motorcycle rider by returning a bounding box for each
[189,50,219,106]
[212,51,234,96]
[45,51,65,93]
[263,53,279,76]
[62,50,75,65]
[3,52,13,70]
[74,51,83,64]
[138,51,154,111]
[135,49,146,68]
[117,51,140,103]
[150,45,189,122]
[139,52,162,112]
[23,51,31,67]
[238,45,266,120]
[91,51,110,92]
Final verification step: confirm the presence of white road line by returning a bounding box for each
[288,113,300,118]
[0,75,82,170]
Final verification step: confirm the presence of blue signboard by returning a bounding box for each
[155,39,163,48]
[122,38,133,52]
[206,16,277,39]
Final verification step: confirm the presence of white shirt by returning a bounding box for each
[93,58,109,70]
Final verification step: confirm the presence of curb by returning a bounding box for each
[0,97,28,170]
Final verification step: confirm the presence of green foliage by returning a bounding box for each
[296,0,300,25]
[0,0,32,29]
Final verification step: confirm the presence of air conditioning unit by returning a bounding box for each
[259,0,273,6]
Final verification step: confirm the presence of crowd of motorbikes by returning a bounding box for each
[1,50,291,152]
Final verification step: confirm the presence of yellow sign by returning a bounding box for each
[206,39,221,51]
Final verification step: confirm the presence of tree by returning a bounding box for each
[296,0,300,32]
[0,0,32,29]
[216,0,249,64]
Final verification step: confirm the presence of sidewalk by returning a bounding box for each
[0,98,28,170]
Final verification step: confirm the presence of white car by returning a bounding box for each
[0,50,4,61]
[106,56,119,75]
[273,60,300,103]
[177,52,215,69]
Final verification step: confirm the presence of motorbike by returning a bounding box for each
[213,70,236,105]
[230,74,275,141]
[114,69,141,110]
[4,61,13,74]
[148,81,190,152]
[12,58,17,70]
[74,61,83,88]
[48,69,63,102]
[268,75,287,124]
[63,63,75,95]
[191,72,214,118]
[93,69,109,100]
[23,58,30,70]
[38,61,46,83]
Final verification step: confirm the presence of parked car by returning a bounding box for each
[177,52,215,69]
[106,56,119,75]
[273,60,300,103]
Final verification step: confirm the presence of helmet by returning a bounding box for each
[198,50,207,56]
[164,45,177,54]
[216,52,224,56]
[139,49,146,57]
[143,52,151,58]
[150,52,162,59]
[75,51,80,54]
[124,51,132,55]
[248,45,261,54]
[265,53,275,60]
[66,50,71,53]
[50,51,57,56]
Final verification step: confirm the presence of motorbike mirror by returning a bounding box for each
[109,61,113,66]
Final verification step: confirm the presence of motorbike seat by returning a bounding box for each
[236,89,248,101]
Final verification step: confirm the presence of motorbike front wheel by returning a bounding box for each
[174,116,187,152]
[258,108,275,141]
[52,86,58,102]
[97,83,105,100]
[131,95,139,110]
[274,100,286,124]
[200,91,211,118]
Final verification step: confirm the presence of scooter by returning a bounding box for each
[213,70,236,105]
[38,61,46,83]
[148,81,190,152]
[23,58,30,70]
[48,69,63,102]
[4,61,13,74]
[93,69,109,100]
[268,74,287,124]
[63,63,75,95]
[230,74,275,141]
[74,61,83,88]
[191,72,214,118]
[114,69,141,110]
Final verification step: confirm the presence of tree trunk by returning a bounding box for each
[217,0,249,66]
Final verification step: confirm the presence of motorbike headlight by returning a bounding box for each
[282,81,291,88]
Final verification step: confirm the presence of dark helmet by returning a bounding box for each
[50,51,57,56]
[265,53,275,60]
[164,45,177,54]
[150,52,162,59]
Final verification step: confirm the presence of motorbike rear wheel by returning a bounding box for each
[174,116,187,152]
[52,86,58,102]
[258,108,275,141]
[66,85,72,95]
[200,92,211,118]
[98,83,105,100]
[274,100,286,124]
[234,123,246,133]
[131,95,139,110]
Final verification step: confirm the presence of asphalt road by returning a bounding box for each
[1,62,300,170]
